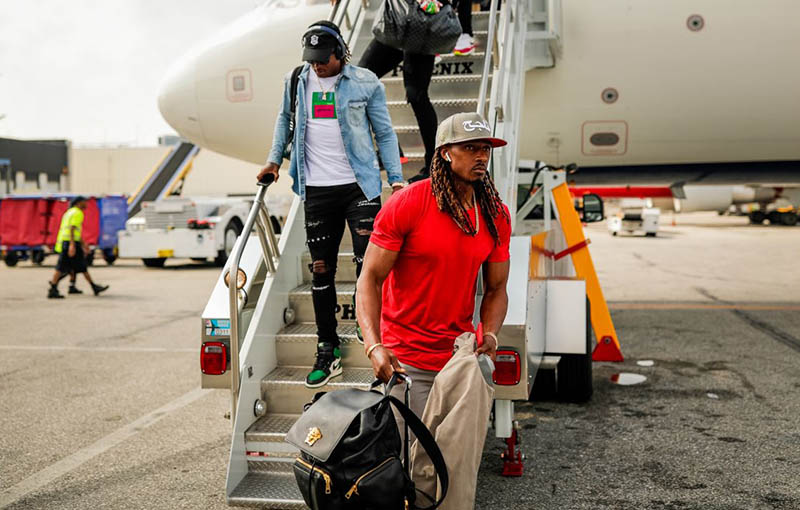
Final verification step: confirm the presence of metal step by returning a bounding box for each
[277,322,370,368]
[261,366,374,414]
[288,281,357,323]
[246,413,299,444]
[385,51,488,83]
[383,73,489,102]
[228,462,305,509]
[388,97,479,126]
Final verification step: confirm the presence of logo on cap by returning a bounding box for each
[310,34,319,46]
[463,120,491,132]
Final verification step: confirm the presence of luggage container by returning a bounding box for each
[0,194,127,267]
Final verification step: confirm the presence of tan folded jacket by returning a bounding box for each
[410,332,495,510]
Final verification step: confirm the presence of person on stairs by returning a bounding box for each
[454,0,477,55]
[356,110,511,442]
[48,196,109,299]
[359,22,441,182]
[258,20,404,389]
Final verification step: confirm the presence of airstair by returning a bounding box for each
[127,141,199,218]
[201,0,564,506]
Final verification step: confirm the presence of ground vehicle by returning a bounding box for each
[0,194,127,267]
[608,208,660,237]
[118,196,252,267]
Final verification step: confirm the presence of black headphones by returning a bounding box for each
[304,24,347,60]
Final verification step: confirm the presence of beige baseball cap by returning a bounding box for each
[435,112,508,150]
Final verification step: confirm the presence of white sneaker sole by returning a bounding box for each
[304,359,343,389]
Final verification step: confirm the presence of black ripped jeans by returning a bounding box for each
[359,39,437,171]
[304,183,381,347]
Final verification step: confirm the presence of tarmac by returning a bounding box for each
[1,211,798,509]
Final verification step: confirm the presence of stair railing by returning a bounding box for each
[228,175,279,425]
[476,0,530,221]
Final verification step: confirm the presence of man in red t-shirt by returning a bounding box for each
[356,112,512,419]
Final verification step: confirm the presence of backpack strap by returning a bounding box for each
[284,64,304,160]
[387,395,449,510]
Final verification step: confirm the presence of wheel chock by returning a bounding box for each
[592,335,624,362]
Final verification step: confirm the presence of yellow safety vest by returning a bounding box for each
[54,206,84,253]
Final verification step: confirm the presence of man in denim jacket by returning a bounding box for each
[258,20,404,388]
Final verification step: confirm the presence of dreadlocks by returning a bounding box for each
[430,148,510,244]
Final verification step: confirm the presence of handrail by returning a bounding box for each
[476,0,501,116]
[228,174,277,426]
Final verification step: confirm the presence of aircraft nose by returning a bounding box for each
[157,59,205,144]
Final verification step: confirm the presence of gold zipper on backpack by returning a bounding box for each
[296,458,332,494]
[345,457,394,499]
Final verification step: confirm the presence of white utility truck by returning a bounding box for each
[119,196,251,267]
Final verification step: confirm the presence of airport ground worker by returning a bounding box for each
[257,20,404,388]
[356,112,511,507]
[47,196,109,299]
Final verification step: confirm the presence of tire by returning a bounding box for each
[781,212,798,226]
[142,257,167,268]
[215,220,243,267]
[749,211,766,224]
[103,248,117,265]
[31,250,45,265]
[4,251,19,267]
[556,298,593,403]
[645,232,657,237]
[530,367,557,402]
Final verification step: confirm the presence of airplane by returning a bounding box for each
[565,185,799,225]
[158,0,800,191]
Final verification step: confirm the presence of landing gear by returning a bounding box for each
[780,212,798,226]
[749,210,766,224]
[501,422,524,477]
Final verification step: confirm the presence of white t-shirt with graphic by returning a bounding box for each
[304,69,357,187]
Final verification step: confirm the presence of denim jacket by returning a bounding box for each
[266,63,403,201]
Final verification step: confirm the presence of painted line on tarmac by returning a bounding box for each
[609,303,800,311]
[0,387,207,508]
[0,345,195,353]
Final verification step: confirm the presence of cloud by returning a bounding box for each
[0,0,261,145]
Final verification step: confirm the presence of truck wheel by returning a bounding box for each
[142,257,166,268]
[556,298,593,403]
[749,211,766,224]
[4,251,19,267]
[530,368,557,402]
[103,248,117,265]
[31,250,45,265]
[215,220,242,267]
[781,212,798,226]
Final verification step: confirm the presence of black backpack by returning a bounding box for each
[285,375,448,510]
[282,64,304,160]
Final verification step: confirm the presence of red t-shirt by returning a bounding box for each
[370,179,511,371]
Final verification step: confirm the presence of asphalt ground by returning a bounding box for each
[1,212,799,509]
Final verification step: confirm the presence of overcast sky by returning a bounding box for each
[0,0,262,147]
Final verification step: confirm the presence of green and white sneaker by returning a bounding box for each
[305,342,343,388]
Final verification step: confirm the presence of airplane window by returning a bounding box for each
[589,133,620,146]
[233,76,246,92]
